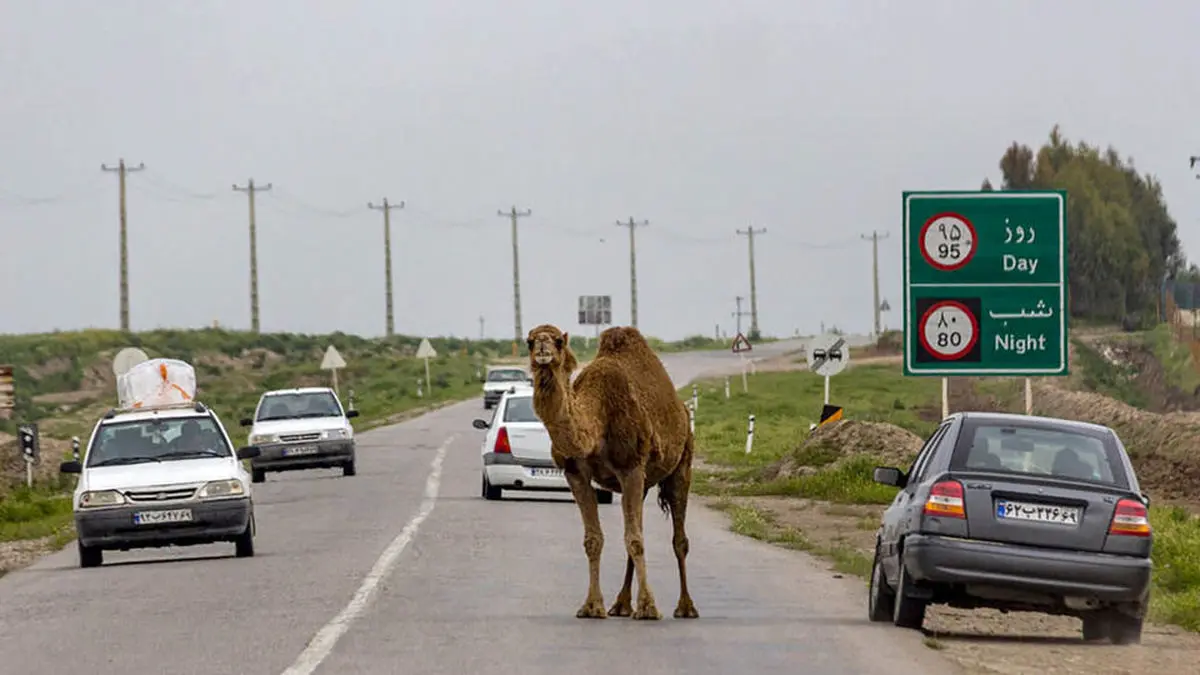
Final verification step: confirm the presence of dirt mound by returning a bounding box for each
[1093,339,1200,412]
[1029,380,1200,499]
[765,420,923,480]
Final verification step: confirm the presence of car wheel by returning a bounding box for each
[1081,613,1108,641]
[482,474,502,501]
[1106,612,1144,645]
[234,519,255,558]
[251,468,266,484]
[78,541,103,568]
[342,459,356,477]
[892,560,927,630]
[596,489,614,505]
[868,543,895,622]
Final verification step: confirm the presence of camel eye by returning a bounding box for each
[526,339,534,350]
[554,338,564,349]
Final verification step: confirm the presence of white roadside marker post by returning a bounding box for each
[745,414,755,454]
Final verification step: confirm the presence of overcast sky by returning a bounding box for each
[1,0,1197,341]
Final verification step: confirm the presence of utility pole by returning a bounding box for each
[736,227,766,338]
[1191,155,1200,178]
[232,179,272,333]
[368,198,405,337]
[732,296,750,336]
[861,230,890,338]
[497,206,532,342]
[616,217,649,328]
[101,158,145,332]
[479,315,485,340]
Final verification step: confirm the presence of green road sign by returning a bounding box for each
[902,190,1068,377]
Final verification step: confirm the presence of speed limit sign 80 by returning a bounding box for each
[919,212,977,271]
[919,300,979,361]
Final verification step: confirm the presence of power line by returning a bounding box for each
[233,179,272,333]
[101,158,145,332]
[736,226,766,338]
[616,217,649,328]
[368,198,405,337]
[498,206,532,342]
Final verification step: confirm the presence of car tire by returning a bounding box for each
[482,474,502,501]
[342,459,356,477]
[1081,614,1108,641]
[596,489,614,505]
[251,468,266,484]
[78,541,103,568]
[868,543,895,622]
[234,520,255,558]
[892,560,927,630]
[1106,612,1144,645]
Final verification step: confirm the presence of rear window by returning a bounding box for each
[502,396,541,423]
[951,420,1130,488]
[488,369,528,382]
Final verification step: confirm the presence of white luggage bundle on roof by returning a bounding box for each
[117,357,198,410]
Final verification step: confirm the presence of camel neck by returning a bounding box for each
[533,366,589,457]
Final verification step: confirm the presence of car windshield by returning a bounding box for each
[87,417,231,467]
[502,396,542,423]
[256,392,343,421]
[952,422,1128,487]
[487,369,527,382]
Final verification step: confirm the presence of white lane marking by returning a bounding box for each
[280,434,455,675]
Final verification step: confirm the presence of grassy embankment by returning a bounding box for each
[682,353,1200,631]
[0,328,736,551]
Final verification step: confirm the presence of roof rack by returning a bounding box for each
[103,400,209,419]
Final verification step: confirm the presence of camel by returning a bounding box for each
[526,323,699,621]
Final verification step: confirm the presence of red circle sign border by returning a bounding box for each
[918,299,979,361]
[919,212,978,272]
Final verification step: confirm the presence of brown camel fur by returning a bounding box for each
[526,323,698,620]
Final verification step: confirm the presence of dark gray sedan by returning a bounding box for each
[868,411,1152,645]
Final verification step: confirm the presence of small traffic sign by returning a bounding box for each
[903,190,1068,376]
[17,423,39,462]
[731,333,752,353]
[320,345,347,370]
[818,404,843,428]
[806,333,850,377]
[415,338,438,359]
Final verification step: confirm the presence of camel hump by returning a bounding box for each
[596,326,652,357]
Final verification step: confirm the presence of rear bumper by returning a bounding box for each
[76,498,252,549]
[483,452,568,490]
[251,439,355,472]
[482,391,504,407]
[904,533,1152,602]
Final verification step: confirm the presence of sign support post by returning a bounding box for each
[902,191,1069,401]
[416,338,438,398]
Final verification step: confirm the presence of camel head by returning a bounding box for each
[526,323,576,372]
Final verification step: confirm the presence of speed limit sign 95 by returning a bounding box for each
[920,212,977,271]
[919,299,980,361]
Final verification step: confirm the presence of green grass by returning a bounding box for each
[1147,505,1200,630]
[0,488,74,543]
[1145,324,1200,395]
[710,499,871,577]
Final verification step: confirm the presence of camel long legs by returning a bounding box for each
[618,468,661,620]
[565,470,607,618]
[609,486,651,617]
[663,461,699,618]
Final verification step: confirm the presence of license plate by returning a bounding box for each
[530,467,564,478]
[284,445,318,456]
[996,499,1080,525]
[133,509,193,526]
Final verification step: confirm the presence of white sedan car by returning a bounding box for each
[472,386,614,504]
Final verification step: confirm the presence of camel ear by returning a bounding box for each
[562,332,569,344]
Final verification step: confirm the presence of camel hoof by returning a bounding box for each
[674,600,700,619]
[576,600,608,619]
[632,604,662,620]
[608,599,633,617]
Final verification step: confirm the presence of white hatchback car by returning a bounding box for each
[472,386,614,503]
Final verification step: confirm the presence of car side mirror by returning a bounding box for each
[873,466,906,488]
[472,419,490,430]
[236,446,262,460]
[345,409,360,419]
[60,460,82,474]
[1141,492,1151,507]
[239,417,253,427]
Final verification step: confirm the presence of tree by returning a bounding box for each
[995,126,1186,322]
[980,178,995,191]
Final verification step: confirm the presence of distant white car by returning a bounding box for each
[472,386,614,504]
[481,365,531,409]
[240,387,359,483]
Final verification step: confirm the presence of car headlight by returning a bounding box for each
[248,433,277,445]
[324,428,349,439]
[197,479,246,499]
[79,490,126,508]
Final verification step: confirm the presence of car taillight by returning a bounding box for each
[923,480,966,518]
[1108,498,1151,537]
[494,427,511,454]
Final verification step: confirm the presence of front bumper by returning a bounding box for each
[251,439,355,472]
[483,452,569,491]
[75,497,252,550]
[903,533,1152,603]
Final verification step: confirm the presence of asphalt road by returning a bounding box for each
[0,339,961,675]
